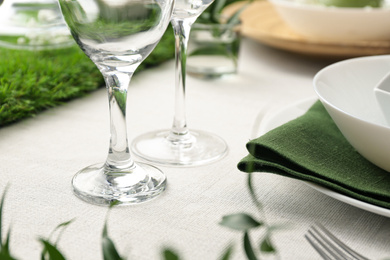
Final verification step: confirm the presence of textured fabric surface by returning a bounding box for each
[238,101,390,209]
[0,40,389,260]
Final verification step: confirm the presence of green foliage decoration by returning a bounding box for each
[162,249,180,260]
[219,173,278,260]
[0,27,174,127]
[40,219,74,260]
[0,173,280,260]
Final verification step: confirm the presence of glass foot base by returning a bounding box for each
[131,130,228,167]
[187,56,237,79]
[72,162,166,206]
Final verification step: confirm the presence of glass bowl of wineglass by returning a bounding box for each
[58,0,174,205]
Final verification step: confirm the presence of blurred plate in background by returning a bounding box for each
[224,1,390,59]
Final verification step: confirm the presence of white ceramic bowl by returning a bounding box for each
[314,55,390,172]
[269,0,390,42]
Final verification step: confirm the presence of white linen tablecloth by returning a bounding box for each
[1,38,389,260]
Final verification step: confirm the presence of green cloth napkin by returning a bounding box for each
[238,101,390,209]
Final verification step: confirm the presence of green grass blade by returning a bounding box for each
[3,229,11,255]
[0,252,17,260]
[259,235,275,253]
[211,0,227,22]
[219,244,234,260]
[226,0,253,26]
[0,186,16,260]
[247,173,263,213]
[50,219,75,245]
[102,205,123,260]
[162,248,180,260]
[243,232,258,260]
[39,239,67,260]
[0,185,15,260]
[102,236,123,260]
[0,186,9,248]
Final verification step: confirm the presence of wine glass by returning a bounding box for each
[131,0,228,166]
[58,0,174,205]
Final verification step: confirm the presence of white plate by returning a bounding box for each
[258,97,390,218]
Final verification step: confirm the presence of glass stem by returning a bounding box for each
[103,71,135,171]
[169,18,196,142]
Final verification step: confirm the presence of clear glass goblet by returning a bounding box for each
[131,0,228,166]
[58,0,174,205]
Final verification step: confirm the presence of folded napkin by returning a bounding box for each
[238,101,390,209]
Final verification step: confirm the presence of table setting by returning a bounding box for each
[0,0,390,259]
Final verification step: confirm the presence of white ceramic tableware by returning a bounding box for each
[268,0,390,42]
[313,55,390,172]
[374,71,390,124]
[259,97,390,217]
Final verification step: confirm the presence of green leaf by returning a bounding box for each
[0,251,17,260]
[102,236,123,260]
[0,186,9,248]
[189,46,231,57]
[102,228,123,260]
[162,248,180,260]
[243,232,258,260]
[260,236,276,253]
[50,219,75,246]
[39,239,67,260]
[54,220,74,230]
[219,244,233,260]
[247,173,263,213]
[3,229,11,255]
[210,0,227,23]
[102,220,109,238]
[226,2,250,26]
[102,212,123,260]
[0,185,16,260]
[109,201,120,209]
[40,218,74,259]
[219,213,262,231]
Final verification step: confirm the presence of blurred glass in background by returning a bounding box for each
[187,22,240,79]
[0,0,73,50]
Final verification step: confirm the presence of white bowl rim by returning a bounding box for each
[268,0,390,12]
[313,55,390,131]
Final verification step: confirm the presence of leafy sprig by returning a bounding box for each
[0,173,280,260]
[40,219,74,260]
[219,173,277,260]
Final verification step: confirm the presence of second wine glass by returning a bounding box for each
[131,0,228,166]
